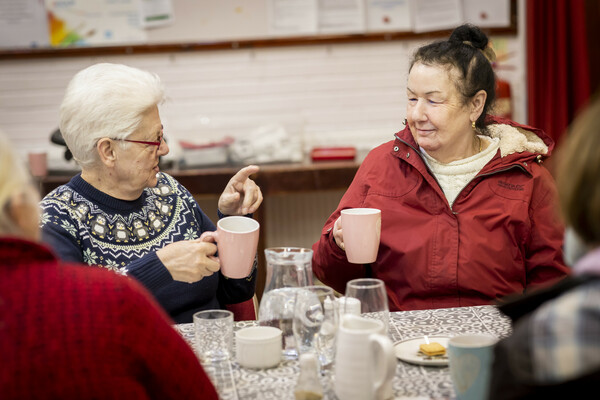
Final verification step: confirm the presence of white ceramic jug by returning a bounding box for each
[334,315,396,400]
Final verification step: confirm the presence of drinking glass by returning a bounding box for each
[344,278,389,333]
[258,247,314,359]
[293,285,337,369]
[193,309,234,363]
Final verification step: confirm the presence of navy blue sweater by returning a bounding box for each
[40,172,256,323]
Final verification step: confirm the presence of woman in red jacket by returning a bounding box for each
[0,131,218,399]
[312,24,569,311]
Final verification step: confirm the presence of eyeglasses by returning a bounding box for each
[110,137,164,147]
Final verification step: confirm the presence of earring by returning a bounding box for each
[471,121,476,130]
[403,118,407,126]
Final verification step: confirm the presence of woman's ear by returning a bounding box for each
[96,138,117,167]
[470,89,487,122]
[8,188,41,242]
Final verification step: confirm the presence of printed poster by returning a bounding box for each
[45,0,147,47]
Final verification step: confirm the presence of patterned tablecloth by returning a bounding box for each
[175,305,512,400]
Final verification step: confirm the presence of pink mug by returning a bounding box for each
[201,216,260,278]
[28,152,48,177]
[341,208,381,264]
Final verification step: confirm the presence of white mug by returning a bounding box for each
[334,315,396,400]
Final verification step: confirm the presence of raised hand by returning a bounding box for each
[218,165,263,216]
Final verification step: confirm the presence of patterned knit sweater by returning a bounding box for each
[40,172,256,323]
[0,237,218,399]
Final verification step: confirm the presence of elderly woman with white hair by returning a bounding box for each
[0,131,219,398]
[40,63,263,323]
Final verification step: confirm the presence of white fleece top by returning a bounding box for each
[421,135,500,207]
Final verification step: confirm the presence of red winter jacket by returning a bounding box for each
[312,117,569,311]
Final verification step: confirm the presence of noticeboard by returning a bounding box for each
[0,0,516,60]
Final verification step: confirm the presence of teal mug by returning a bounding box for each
[448,334,498,400]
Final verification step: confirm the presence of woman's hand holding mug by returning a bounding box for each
[156,239,220,283]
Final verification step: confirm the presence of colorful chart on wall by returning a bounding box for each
[45,0,148,47]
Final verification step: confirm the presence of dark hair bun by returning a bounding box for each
[449,24,489,51]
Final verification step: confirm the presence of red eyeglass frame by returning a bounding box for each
[111,137,163,147]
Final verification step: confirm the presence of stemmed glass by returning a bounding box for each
[292,285,337,369]
[343,278,389,333]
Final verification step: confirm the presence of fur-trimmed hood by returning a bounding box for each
[395,115,555,165]
[481,115,555,159]
[487,123,549,157]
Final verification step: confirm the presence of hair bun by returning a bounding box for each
[449,24,488,50]
[450,23,496,62]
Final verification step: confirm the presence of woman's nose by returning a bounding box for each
[158,138,170,156]
[411,100,427,122]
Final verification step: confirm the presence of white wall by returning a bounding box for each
[0,32,526,169]
[0,2,528,254]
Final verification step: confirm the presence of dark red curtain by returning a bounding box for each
[527,0,591,144]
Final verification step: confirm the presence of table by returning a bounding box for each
[176,305,512,399]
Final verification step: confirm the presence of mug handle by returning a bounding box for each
[369,333,396,400]
[198,231,220,263]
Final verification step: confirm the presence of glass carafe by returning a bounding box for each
[258,247,314,359]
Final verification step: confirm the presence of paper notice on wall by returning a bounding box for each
[366,0,412,32]
[0,0,50,48]
[267,0,318,36]
[318,0,365,34]
[412,0,463,33]
[462,0,510,28]
[140,0,174,29]
[45,0,146,47]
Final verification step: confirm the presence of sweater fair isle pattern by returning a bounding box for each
[40,172,256,323]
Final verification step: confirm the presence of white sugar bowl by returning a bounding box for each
[235,326,282,369]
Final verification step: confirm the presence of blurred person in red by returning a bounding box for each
[0,131,217,399]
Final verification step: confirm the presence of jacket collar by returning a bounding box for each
[392,115,554,175]
[394,115,555,157]
[0,237,57,269]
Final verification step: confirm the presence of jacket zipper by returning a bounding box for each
[394,135,530,214]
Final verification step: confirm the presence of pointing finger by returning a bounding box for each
[231,165,259,185]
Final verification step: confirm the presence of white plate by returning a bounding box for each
[394,336,450,367]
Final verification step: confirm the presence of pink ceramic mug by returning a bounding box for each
[28,152,48,177]
[201,216,260,278]
[341,208,381,264]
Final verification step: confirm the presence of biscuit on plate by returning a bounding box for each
[419,342,446,356]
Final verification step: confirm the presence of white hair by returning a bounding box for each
[59,63,165,168]
[0,131,35,236]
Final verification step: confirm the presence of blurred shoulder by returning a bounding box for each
[530,279,600,383]
[58,261,153,301]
